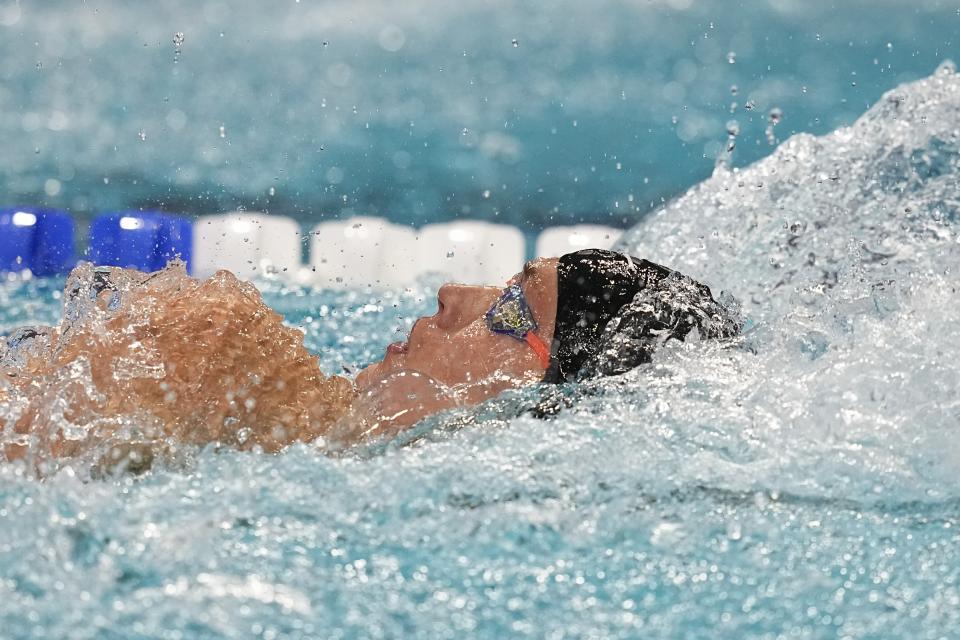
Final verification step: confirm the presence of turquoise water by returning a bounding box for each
[3,64,960,638]
[1,0,958,229]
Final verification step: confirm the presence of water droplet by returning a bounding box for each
[730,85,738,96]
[34,146,40,154]
[511,38,519,47]
[219,124,226,138]
[726,51,736,64]
[138,129,147,142]
[173,32,185,63]
[886,42,893,52]
[35,61,42,70]
[482,189,491,199]
[765,108,782,145]
[446,251,455,258]
[103,177,110,185]
[718,118,741,166]
[744,100,756,111]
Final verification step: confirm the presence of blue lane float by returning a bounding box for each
[0,207,75,276]
[87,212,193,273]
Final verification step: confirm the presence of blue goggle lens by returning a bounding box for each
[485,284,538,340]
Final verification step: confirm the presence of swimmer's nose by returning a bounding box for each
[436,283,501,330]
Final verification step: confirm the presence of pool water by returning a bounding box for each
[2,0,957,229]
[2,64,960,638]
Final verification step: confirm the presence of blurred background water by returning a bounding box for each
[0,0,956,230]
[3,2,960,639]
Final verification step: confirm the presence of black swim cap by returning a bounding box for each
[544,249,739,383]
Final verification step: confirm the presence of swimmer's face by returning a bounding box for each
[355,257,559,399]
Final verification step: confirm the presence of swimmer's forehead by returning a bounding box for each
[512,257,558,283]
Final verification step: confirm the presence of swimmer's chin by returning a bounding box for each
[354,360,387,390]
[354,347,409,390]
[354,364,375,390]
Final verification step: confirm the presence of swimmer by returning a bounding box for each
[0,249,739,472]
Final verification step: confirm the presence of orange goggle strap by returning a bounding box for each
[525,331,552,370]
[486,283,552,370]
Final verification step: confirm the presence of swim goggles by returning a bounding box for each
[485,284,552,369]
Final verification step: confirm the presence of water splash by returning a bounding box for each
[614,60,960,499]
